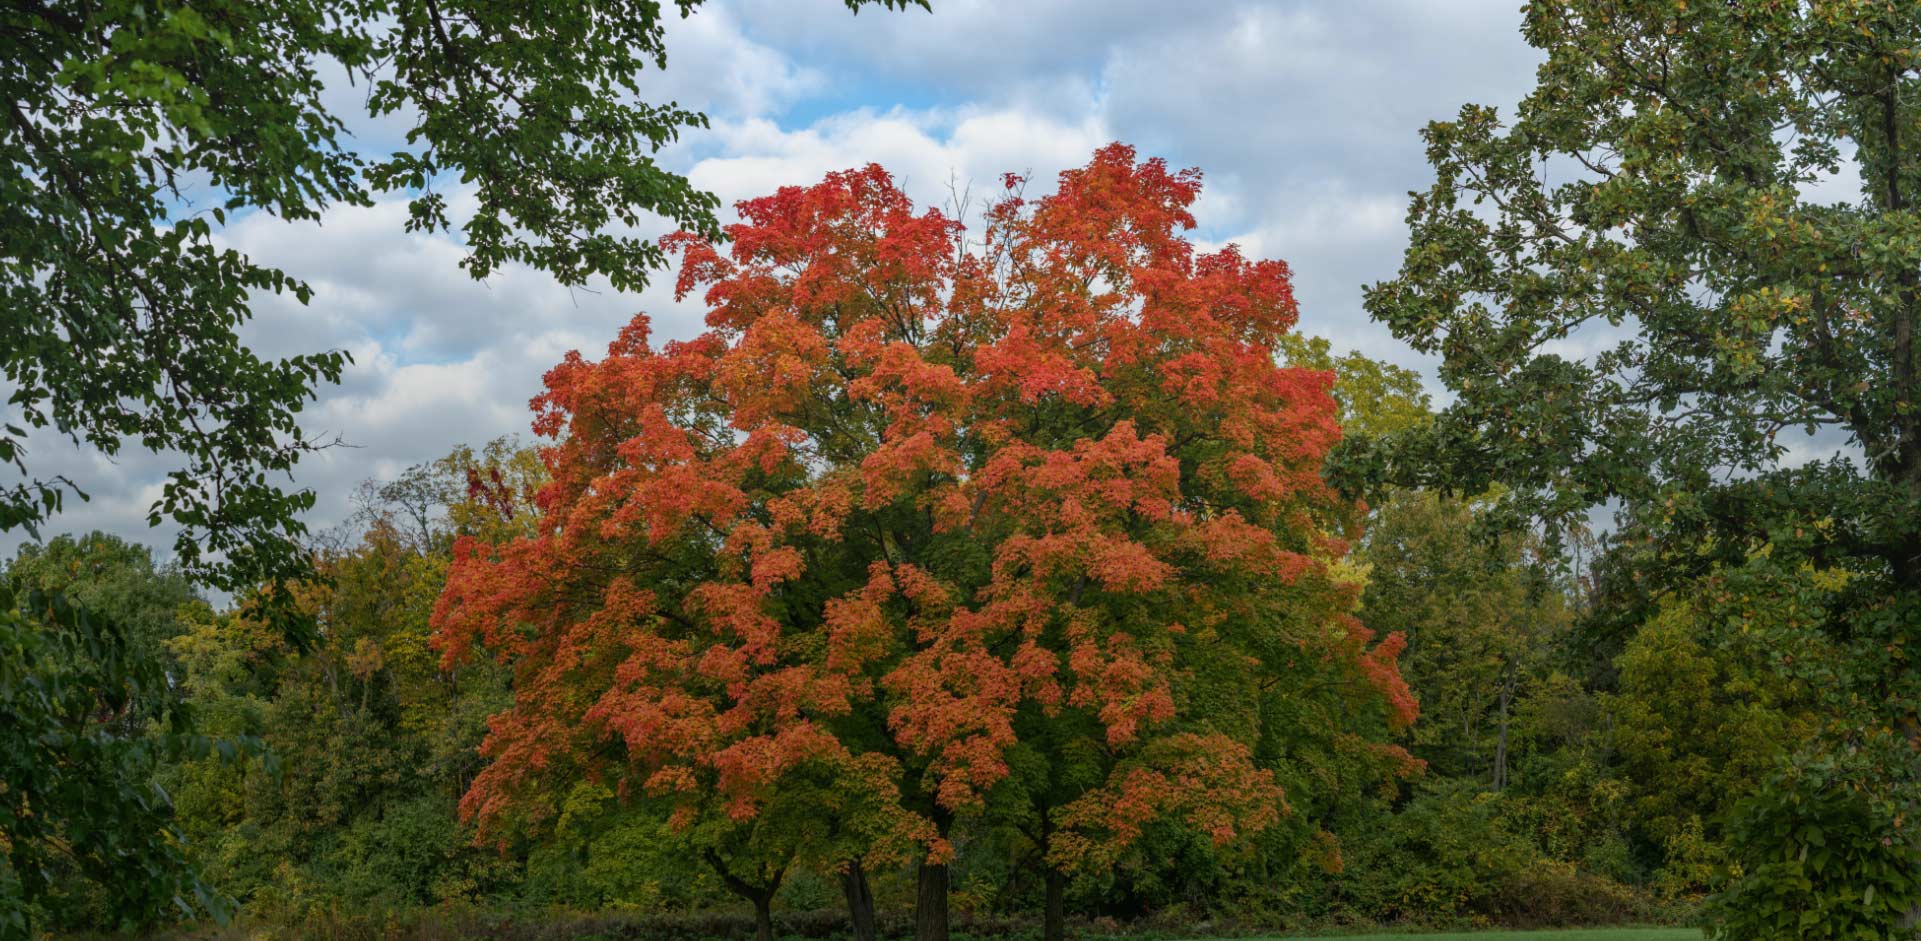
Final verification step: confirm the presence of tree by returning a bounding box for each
[1362,1,1921,933]
[5,533,199,680]
[0,541,227,935]
[2,0,924,600]
[434,144,1419,941]
[1364,0,1921,548]
[1358,492,1566,789]
[6,3,924,926]
[1607,595,1819,894]
[1278,334,1431,442]
[155,441,541,922]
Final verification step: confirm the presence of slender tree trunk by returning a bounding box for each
[1038,805,1066,941]
[916,858,949,941]
[1493,658,1514,793]
[1043,866,1066,941]
[841,857,877,941]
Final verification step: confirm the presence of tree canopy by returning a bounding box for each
[1,0,922,600]
[1362,1,1921,932]
[433,144,1420,941]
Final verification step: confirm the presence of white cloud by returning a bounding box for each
[689,104,1110,212]
[637,3,827,120]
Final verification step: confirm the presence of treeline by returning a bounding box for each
[10,353,1814,935]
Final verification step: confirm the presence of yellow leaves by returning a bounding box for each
[346,636,384,682]
[1806,564,1853,593]
[1325,557,1373,609]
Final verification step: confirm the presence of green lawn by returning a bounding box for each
[1238,930,1700,941]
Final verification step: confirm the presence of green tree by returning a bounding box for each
[1279,333,1431,442]
[1364,1,1921,547]
[3,0,924,598]
[0,540,231,936]
[1358,491,1567,789]
[1608,596,1819,896]
[1363,2,1921,932]
[161,442,542,919]
[0,593,195,935]
[5,533,199,678]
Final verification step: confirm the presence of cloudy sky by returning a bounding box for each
[11,0,1548,568]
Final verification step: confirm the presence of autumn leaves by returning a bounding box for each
[430,143,1419,938]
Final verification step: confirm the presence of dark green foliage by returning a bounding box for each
[0,533,259,937]
[1710,762,1921,941]
[1333,780,1561,925]
[0,585,219,935]
[1,0,925,601]
[1353,1,1921,933]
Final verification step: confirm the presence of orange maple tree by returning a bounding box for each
[432,144,1419,941]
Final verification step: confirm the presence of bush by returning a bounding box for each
[1708,765,1921,941]
[1490,860,1644,926]
[151,909,1051,941]
[1329,780,1534,925]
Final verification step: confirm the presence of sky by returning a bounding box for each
[8,0,1550,570]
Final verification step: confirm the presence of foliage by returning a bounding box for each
[0,579,223,935]
[1,3,913,926]
[153,442,541,925]
[1708,759,1921,941]
[1358,491,1566,785]
[1333,779,1537,926]
[1,0,924,599]
[432,145,1420,939]
[5,533,201,671]
[19,3,1900,927]
[1278,333,1431,441]
[1361,0,1921,544]
[1608,599,1818,893]
[1361,1,1921,932]
[42,413,1778,937]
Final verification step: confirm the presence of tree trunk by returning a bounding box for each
[704,850,781,941]
[841,857,877,941]
[754,893,774,941]
[915,858,949,941]
[1038,804,1066,941]
[915,804,954,941]
[1043,866,1067,941]
[1493,659,1514,793]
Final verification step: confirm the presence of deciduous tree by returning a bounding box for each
[434,144,1418,941]
[1362,1,1921,932]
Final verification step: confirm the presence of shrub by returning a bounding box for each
[1708,765,1921,941]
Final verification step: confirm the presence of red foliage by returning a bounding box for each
[432,143,1418,868]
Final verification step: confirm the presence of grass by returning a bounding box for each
[1240,930,1700,941]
